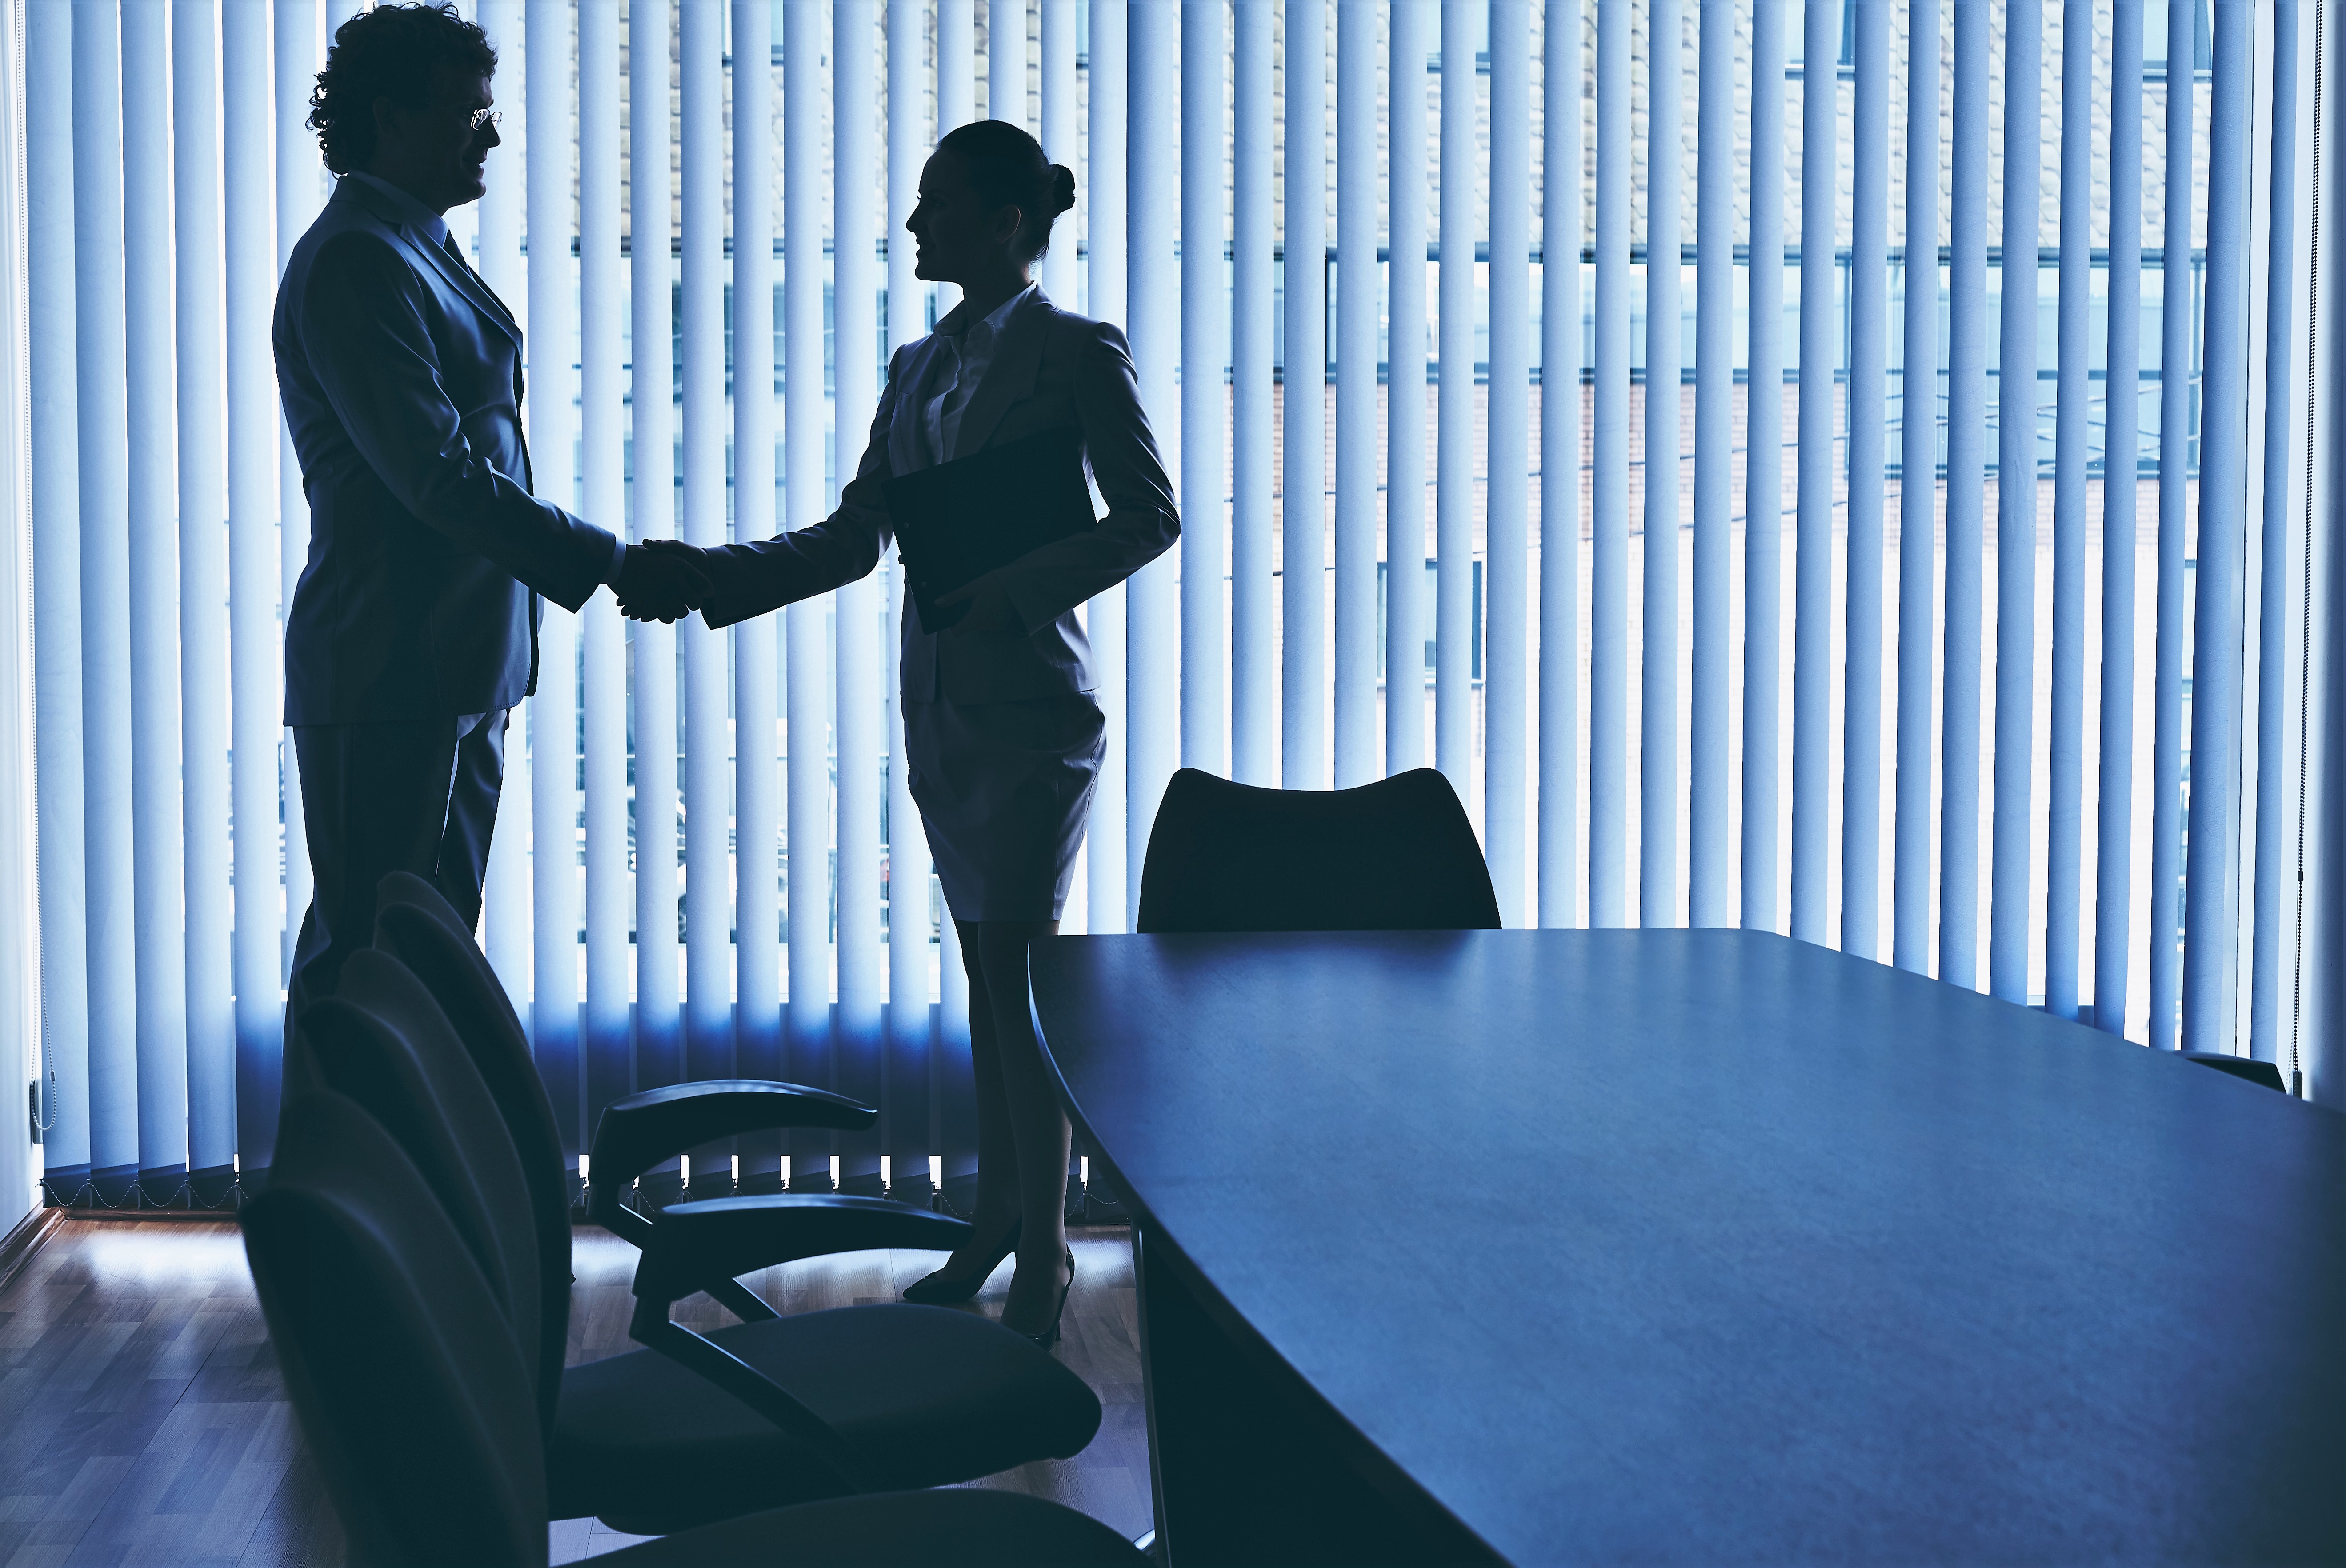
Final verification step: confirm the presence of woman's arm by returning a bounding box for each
[980,320,1181,635]
[683,359,904,630]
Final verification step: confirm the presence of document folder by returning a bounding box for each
[883,424,1096,633]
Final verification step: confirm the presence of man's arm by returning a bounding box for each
[297,229,621,612]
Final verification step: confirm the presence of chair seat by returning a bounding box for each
[593,1488,1148,1566]
[550,1304,1104,1535]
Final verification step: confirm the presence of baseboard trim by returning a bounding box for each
[0,1206,64,1297]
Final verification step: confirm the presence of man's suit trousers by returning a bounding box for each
[286,710,508,1031]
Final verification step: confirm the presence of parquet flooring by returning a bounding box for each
[0,1218,1150,1566]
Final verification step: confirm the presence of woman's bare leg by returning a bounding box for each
[957,917,1072,1337]
[928,924,1025,1279]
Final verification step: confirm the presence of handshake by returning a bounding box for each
[607,536,1025,632]
[611,538,724,624]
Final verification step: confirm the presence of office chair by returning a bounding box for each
[369,871,971,1331]
[295,949,1105,1536]
[245,1088,1147,1568]
[1137,767,1502,934]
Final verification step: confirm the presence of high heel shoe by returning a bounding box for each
[1011,1248,1076,1349]
[901,1218,1021,1305]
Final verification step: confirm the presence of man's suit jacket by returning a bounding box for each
[274,176,617,724]
[699,288,1180,705]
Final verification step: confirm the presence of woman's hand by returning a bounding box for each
[635,538,725,622]
[935,571,1021,634]
[615,541,712,623]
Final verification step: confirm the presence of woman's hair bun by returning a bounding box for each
[935,120,1076,260]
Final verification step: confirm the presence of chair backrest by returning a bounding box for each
[295,948,560,1440]
[1136,767,1502,934]
[2182,1052,2290,1093]
[372,873,573,1352]
[244,1090,550,1568]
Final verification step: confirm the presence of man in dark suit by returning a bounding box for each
[274,4,702,1024]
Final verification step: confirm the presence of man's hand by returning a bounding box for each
[935,571,1021,634]
[614,541,712,623]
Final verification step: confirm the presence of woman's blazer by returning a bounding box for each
[698,288,1179,705]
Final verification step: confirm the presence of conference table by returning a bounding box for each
[1025,928,2346,1567]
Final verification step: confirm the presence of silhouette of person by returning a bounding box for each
[274,4,706,1040]
[645,121,1178,1343]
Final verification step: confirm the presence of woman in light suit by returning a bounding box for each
[642,121,1177,1344]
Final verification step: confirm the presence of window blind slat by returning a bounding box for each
[2182,0,2254,1052]
[1040,0,1077,311]
[224,0,280,1183]
[74,1,138,1200]
[1741,0,1784,934]
[1990,0,2041,1007]
[1082,0,1127,931]
[681,0,731,1196]
[633,0,684,1161]
[1282,0,1328,800]
[1232,0,1275,788]
[30,0,91,1193]
[836,0,885,1194]
[935,2,976,1194]
[1181,0,1227,777]
[1591,0,1628,926]
[2147,0,2194,1048]
[1941,0,1988,991]
[1894,0,1940,972]
[1843,0,1889,963]
[1334,1,1378,790]
[784,0,834,1189]
[2046,0,2091,1017]
[1125,0,1178,895]
[1792,0,1836,948]
[1540,0,1582,928]
[580,0,632,1132]
[939,0,973,315]
[473,0,531,1030]
[991,0,1025,130]
[130,4,189,1195]
[1486,0,1531,924]
[1691,0,1735,930]
[524,0,582,1168]
[1585,0,1623,920]
[1642,0,1683,929]
[1387,0,1429,779]
[174,0,236,1192]
[2095,0,2145,1036]
[736,0,783,1189]
[1435,0,1476,802]
[2249,0,2305,1062]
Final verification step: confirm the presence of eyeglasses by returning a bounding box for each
[464,107,503,133]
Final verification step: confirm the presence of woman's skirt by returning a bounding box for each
[903,691,1106,922]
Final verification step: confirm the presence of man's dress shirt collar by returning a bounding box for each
[342,170,452,251]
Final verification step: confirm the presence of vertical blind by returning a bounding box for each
[17,0,2331,1205]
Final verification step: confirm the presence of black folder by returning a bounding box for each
[883,424,1096,633]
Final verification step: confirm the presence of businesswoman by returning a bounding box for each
[641,121,1177,1345]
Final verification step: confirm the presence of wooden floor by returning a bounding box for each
[0,1218,1151,1566]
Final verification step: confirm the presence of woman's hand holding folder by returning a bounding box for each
[932,569,1018,634]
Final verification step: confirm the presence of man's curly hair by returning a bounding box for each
[307,4,497,176]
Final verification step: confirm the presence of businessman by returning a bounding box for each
[274,4,704,1028]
